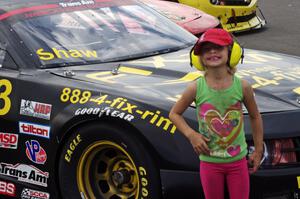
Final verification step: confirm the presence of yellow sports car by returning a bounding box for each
[166,0,266,32]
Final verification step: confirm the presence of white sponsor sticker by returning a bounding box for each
[0,163,49,187]
[21,188,50,199]
[20,99,52,120]
[19,122,50,139]
[74,107,134,121]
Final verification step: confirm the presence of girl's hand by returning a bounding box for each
[248,150,263,173]
[188,132,210,156]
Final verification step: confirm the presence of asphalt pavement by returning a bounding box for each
[235,0,300,57]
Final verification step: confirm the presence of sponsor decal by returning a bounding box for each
[60,88,176,134]
[59,0,95,8]
[0,163,49,187]
[21,188,50,199]
[139,167,149,198]
[0,79,12,116]
[20,99,52,120]
[0,180,15,197]
[19,122,50,139]
[64,134,82,163]
[0,132,18,149]
[25,140,47,165]
[74,107,134,121]
[36,48,98,61]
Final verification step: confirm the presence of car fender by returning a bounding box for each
[51,98,198,170]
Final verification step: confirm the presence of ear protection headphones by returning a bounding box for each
[190,35,244,71]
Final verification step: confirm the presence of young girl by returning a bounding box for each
[169,28,264,199]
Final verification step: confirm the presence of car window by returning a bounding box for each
[1,52,18,70]
[0,43,18,70]
[2,0,196,68]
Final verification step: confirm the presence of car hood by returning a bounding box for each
[49,48,300,113]
[141,0,219,34]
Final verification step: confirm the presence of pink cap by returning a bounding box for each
[194,28,233,55]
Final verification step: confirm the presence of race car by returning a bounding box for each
[141,0,220,36]
[164,0,267,33]
[0,0,299,199]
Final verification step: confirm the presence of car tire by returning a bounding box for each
[58,122,162,199]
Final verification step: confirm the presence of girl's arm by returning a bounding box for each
[242,79,264,173]
[169,81,210,155]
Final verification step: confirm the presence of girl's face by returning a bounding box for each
[199,42,229,69]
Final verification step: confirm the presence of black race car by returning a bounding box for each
[0,0,299,199]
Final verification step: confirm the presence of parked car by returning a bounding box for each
[164,0,266,33]
[0,0,299,199]
[142,0,220,36]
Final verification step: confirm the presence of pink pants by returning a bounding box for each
[200,157,249,199]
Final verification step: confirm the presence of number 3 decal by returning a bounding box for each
[0,79,12,115]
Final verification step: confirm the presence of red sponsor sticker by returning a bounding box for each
[25,140,47,164]
[0,132,18,149]
[0,180,15,197]
[19,122,50,139]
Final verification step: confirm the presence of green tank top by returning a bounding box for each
[195,75,248,163]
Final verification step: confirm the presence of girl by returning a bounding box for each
[169,28,263,199]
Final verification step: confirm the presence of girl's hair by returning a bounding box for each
[227,65,236,74]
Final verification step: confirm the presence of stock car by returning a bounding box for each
[0,0,299,199]
[165,0,266,33]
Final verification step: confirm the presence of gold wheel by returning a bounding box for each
[77,141,139,199]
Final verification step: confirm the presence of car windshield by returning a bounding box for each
[4,0,196,68]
